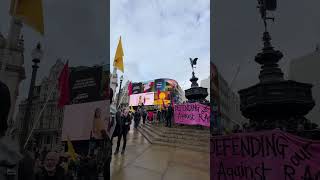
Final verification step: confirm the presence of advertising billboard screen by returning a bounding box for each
[69,66,103,104]
[61,100,114,141]
[129,92,155,106]
[131,82,143,94]
[154,91,171,105]
[142,80,155,93]
[164,79,178,91]
[154,79,165,91]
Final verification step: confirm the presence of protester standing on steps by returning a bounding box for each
[166,103,174,128]
[161,107,167,124]
[157,110,161,124]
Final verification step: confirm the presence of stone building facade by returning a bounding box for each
[211,64,245,130]
[0,18,25,128]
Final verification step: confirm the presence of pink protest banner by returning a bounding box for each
[211,129,320,180]
[174,102,210,127]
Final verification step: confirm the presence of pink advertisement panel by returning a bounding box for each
[129,92,155,106]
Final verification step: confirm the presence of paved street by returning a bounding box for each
[110,126,210,180]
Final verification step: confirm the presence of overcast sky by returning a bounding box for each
[110,0,210,90]
[0,0,108,116]
[212,0,320,91]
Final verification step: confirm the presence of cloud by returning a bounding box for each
[110,0,210,90]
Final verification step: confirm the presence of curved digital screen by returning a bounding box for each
[129,92,155,106]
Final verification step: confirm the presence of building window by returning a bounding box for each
[39,118,43,128]
[48,118,52,128]
[45,136,51,144]
[58,116,62,128]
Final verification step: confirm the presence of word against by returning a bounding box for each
[211,129,320,180]
[174,102,210,127]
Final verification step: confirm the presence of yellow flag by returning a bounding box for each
[114,36,124,72]
[130,106,135,112]
[10,0,45,35]
[67,136,76,161]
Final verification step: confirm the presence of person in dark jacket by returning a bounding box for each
[35,151,67,180]
[78,154,90,180]
[161,108,166,123]
[18,144,35,180]
[111,108,122,144]
[166,104,174,127]
[40,147,48,162]
[133,109,140,129]
[141,104,147,124]
[87,154,98,180]
[114,109,131,155]
[157,110,161,123]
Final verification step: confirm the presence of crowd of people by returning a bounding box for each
[0,81,113,180]
[0,81,178,180]
[110,103,175,155]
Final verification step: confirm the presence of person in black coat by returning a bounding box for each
[111,108,122,144]
[166,104,174,128]
[134,109,140,129]
[98,129,112,180]
[114,110,131,155]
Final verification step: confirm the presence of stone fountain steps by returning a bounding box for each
[138,122,209,153]
[142,123,209,142]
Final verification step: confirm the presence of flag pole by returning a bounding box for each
[23,85,55,149]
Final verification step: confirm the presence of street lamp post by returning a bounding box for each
[20,43,43,150]
[116,75,124,109]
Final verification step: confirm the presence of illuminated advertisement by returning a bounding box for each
[132,82,143,94]
[154,91,171,105]
[164,79,178,91]
[142,81,155,93]
[129,92,155,106]
[154,79,165,91]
